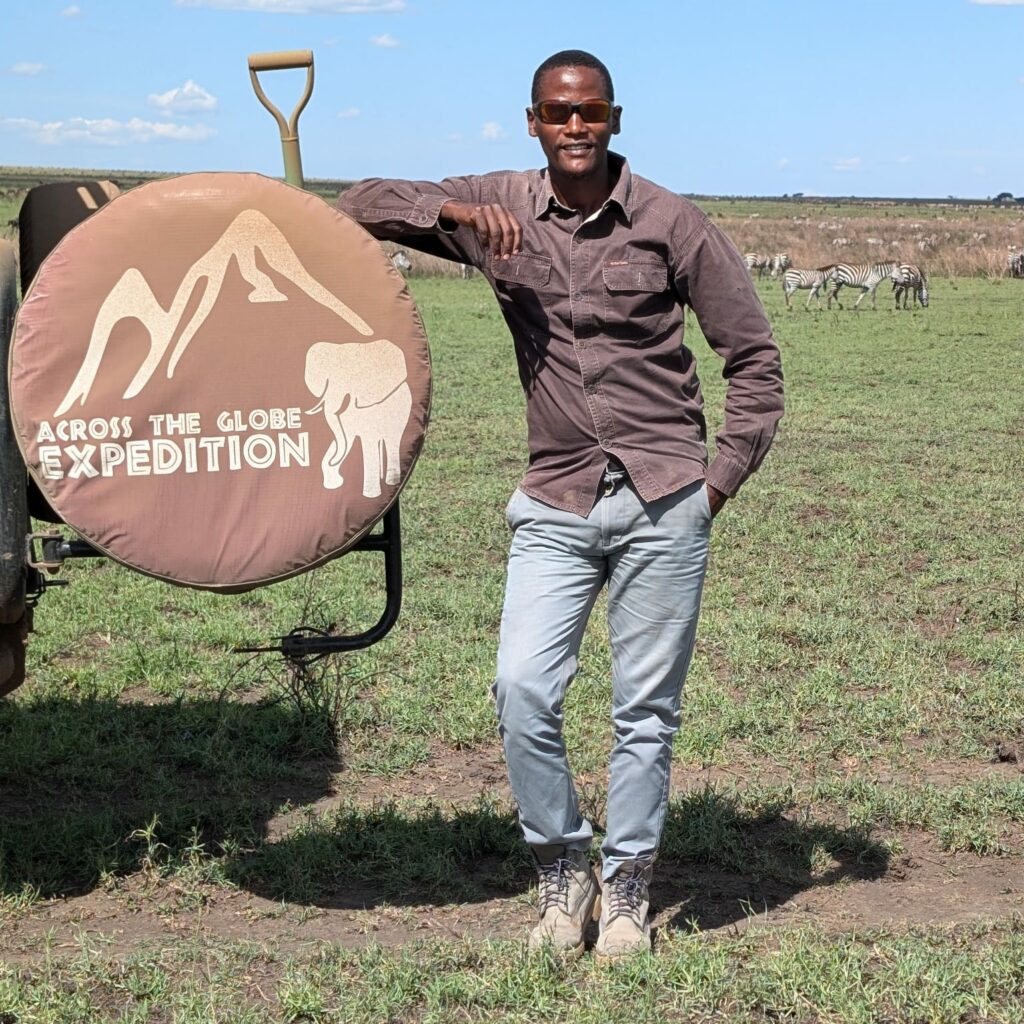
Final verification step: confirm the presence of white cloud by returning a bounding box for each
[832,156,862,172]
[896,155,912,164]
[337,106,360,118]
[62,5,82,15]
[10,63,45,76]
[1,116,215,145]
[370,33,399,46]
[175,0,405,12]
[481,122,507,142]
[777,157,790,170]
[148,79,218,115]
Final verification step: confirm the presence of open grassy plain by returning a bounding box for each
[1,181,1023,1020]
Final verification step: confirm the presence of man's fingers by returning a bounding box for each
[509,217,523,257]
[447,201,522,260]
[475,205,503,258]
[466,204,521,260]
[495,208,522,260]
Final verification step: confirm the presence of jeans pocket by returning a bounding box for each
[700,482,714,523]
[505,488,522,530]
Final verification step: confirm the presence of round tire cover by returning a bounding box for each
[9,172,431,591]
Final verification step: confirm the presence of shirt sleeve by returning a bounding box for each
[675,219,784,497]
[336,176,484,266]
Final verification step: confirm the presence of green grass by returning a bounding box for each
[2,272,1023,1019]
[3,922,1024,1022]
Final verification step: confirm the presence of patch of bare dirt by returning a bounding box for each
[3,829,1020,963]
[4,742,1024,962]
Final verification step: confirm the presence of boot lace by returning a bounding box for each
[605,869,647,924]
[536,857,573,914]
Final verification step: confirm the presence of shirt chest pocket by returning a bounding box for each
[601,258,674,342]
[490,251,553,289]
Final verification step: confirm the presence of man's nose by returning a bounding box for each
[565,111,586,131]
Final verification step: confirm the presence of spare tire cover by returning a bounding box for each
[9,172,431,591]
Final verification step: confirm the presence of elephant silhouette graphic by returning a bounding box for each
[304,340,413,497]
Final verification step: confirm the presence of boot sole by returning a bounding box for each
[593,925,652,962]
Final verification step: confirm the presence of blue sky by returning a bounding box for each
[3,0,1022,198]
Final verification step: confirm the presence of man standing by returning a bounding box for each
[337,50,783,959]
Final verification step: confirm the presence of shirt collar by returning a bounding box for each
[533,152,633,225]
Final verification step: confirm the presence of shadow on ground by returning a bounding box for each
[0,694,340,898]
[655,792,890,933]
[2,696,888,930]
[235,789,889,934]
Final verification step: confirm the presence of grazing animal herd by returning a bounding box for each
[748,251,935,311]
[743,251,791,278]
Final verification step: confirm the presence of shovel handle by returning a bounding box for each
[248,50,313,72]
[247,50,315,188]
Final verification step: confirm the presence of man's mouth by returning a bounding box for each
[561,143,593,155]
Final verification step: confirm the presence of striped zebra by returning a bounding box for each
[890,263,929,309]
[1008,248,1024,279]
[782,265,837,310]
[770,252,792,277]
[390,248,412,274]
[826,261,900,310]
[744,252,772,278]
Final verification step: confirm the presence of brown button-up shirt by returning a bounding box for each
[337,154,783,515]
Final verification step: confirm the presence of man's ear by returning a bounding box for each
[611,105,622,136]
[526,106,538,138]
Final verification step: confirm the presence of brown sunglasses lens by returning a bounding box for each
[535,99,611,124]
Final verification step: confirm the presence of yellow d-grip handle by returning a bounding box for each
[247,50,315,188]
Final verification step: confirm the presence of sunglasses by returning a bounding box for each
[532,98,613,125]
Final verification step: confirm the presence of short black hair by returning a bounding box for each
[531,50,614,105]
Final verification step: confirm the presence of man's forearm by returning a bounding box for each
[337,179,450,236]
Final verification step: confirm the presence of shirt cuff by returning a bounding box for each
[412,194,449,229]
[706,455,747,497]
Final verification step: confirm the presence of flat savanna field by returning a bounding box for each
[1,177,1023,1021]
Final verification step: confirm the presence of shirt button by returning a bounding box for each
[573,292,583,301]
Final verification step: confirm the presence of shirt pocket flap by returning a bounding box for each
[490,252,552,287]
[603,260,669,293]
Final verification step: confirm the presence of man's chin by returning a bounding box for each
[552,147,609,179]
[556,159,598,179]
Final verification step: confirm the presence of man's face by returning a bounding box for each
[527,66,621,181]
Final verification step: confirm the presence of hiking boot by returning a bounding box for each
[527,846,600,958]
[595,859,653,959]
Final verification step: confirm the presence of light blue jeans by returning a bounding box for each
[493,472,712,880]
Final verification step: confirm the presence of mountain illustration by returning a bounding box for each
[54,208,374,417]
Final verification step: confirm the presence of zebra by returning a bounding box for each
[826,261,900,310]
[769,252,792,277]
[1008,247,1024,279]
[743,252,772,278]
[782,265,837,310]
[390,248,412,274]
[890,263,929,309]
